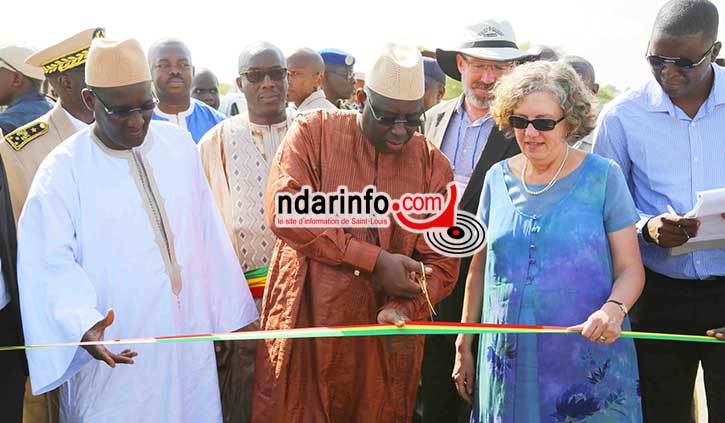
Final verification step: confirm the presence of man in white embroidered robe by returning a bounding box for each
[198,41,293,423]
[16,38,257,423]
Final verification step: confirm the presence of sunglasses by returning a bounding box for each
[509,115,565,131]
[367,100,424,128]
[91,90,158,119]
[646,43,714,70]
[239,68,287,83]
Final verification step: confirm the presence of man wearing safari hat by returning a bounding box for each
[16,37,257,422]
[0,45,52,134]
[0,29,104,423]
[420,19,526,423]
[1,29,103,222]
[253,43,459,423]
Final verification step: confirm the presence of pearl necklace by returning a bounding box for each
[521,146,570,196]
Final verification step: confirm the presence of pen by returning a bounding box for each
[667,205,690,240]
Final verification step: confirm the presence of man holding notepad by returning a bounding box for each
[593,1,725,421]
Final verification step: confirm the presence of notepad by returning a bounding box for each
[671,187,725,255]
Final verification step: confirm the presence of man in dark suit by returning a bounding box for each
[0,140,26,423]
[419,19,528,423]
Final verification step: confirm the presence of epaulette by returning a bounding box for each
[4,121,49,151]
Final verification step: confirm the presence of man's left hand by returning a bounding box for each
[377,308,409,327]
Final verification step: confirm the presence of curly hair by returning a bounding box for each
[491,61,597,142]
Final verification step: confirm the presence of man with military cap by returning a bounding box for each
[0,29,104,423]
[0,45,52,134]
[422,57,446,111]
[1,29,102,222]
[319,48,356,109]
[420,19,527,423]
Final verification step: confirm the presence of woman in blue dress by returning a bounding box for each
[452,61,645,422]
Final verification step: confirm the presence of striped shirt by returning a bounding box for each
[593,64,725,280]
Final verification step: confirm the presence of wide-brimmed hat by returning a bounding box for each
[436,20,529,81]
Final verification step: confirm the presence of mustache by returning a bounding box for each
[470,82,495,90]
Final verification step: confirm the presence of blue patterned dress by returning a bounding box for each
[472,155,643,422]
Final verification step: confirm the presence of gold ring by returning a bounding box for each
[598,336,607,343]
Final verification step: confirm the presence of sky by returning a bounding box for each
[3,0,724,91]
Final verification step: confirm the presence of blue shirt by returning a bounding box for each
[152,98,225,143]
[593,64,725,280]
[0,92,53,134]
[439,97,494,190]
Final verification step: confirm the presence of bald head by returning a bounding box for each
[191,68,220,110]
[148,38,192,66]
[235,41,287,125]
[559,55,598,94]
[237,41,285,73]
[286,48,326,106]
[287,48,325,73]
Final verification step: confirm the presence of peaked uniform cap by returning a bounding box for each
[25,28,105,76]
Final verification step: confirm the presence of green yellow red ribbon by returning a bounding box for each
[1,321,722,352]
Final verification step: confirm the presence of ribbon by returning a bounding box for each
[1,321,722,352]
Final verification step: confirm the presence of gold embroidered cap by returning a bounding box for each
[85,38,152,88]
[0,45,45,80]
[25,28,105,76]
[366,43,424,101]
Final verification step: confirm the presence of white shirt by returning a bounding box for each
[296,89,337,113]
[18,121,257,422]
[63,108,90,132]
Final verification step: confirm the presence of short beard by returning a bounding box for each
[463,86,492,110]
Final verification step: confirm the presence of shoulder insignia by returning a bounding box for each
[4,121,49,151]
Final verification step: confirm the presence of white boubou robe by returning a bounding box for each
[17,121,257,422]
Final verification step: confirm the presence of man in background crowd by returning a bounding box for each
[192,68,221,111]
[199,41,293,423]
[422,57,446,111]
[287,48,335,112]
[0,45,52,133]
[420,19,526,423]
[320,48,356,109]
[149,38,224,143]
[560,55,599,152]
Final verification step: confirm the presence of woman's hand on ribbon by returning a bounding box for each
[567,306,622,345]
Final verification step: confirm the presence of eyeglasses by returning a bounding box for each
[508,115,565,131]
[239,68,288,83]
[325,69,354,79]
[462,56,513,74]
[91,90,158,119]
[646,43,714,70]
[367,100,424,128]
